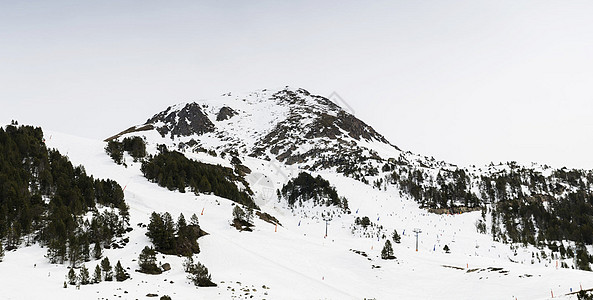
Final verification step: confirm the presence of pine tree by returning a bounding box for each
[162,212,176,250]
[392,229,401,243]
[82,237,90,262]
[246,207,254,224]
[93,242,102,260]
[93,265,102,283]
[190,214,199,226]
[147,212,164,250]
[115,260,128,281]
[443,245,450,253]
[138,246,161,274]
[184,256,216,287]
[101,257,113,281]
[67,268,78,285]
[177,213,187,233]
[232,206,245,222]
[68,235,82,267]
[381,240,394,260]
[0,240,4,262]
[79,265,90,285]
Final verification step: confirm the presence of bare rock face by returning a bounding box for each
[216,106,237,121]
[146,103,215,138]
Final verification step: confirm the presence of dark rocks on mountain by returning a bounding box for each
[250,88,398,169]
[256,211,282,226]
[161,263,171,271]
[104,124,154,142]
[335,111,392,145]
[146,103,215,138]
[216,106,237,121]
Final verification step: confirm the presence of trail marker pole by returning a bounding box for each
[201,207,204,215]
[413,228,422,252]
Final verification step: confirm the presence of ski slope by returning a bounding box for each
[1,129,592,300]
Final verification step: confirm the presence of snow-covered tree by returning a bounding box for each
[67,268,78,285]
[392,229,401,243]
[381,240,395,260]
[79,265,90,285]
[93,265,102,283]
[101,257,113,281]
[190,213,200,226]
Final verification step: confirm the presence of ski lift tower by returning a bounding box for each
[323,215,331,238]
[413,228,422,252]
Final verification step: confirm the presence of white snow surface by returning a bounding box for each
[1,128,593,300]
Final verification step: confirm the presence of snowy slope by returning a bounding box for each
[1,128,592,300]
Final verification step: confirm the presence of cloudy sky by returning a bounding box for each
[2,0,592,169]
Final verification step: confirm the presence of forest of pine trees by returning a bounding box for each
[140,147,255,208]
[146,212,204,256]
[0,124,129,265]
[280,172,349,211]
[105,136,147,165]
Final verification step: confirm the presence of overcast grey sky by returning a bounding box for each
[1,0,592,169]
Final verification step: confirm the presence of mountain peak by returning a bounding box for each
[110,87,403,173]
[146,102,215,138]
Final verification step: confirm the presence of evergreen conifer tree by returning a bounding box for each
[115,260,128,281]
[67,268,78,285]
[232,206,245,222]
[246,207,254,224]
[147,212,165,249]
[177,213,187,233]
[93,242,102,260]
[79,265,90,285]
[0,241,4,262]
[381,240,394,260]
[138,246,161,274]
[93,265,102,283]
[101,257,113,281]
[190,214,199,226]
[392,229,401,243]
[82,237,90,262]
[162,212,176,250]
[184,256,216,287]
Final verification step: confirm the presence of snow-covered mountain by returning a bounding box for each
[3,87,593,300]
